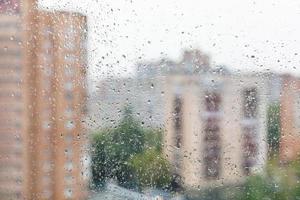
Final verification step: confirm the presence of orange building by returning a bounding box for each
[30,11,88,200]
[0,14,24,200]
[0,1,88,199]
[0,0,35,198]
[280,75,300,162]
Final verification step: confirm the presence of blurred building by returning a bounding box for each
[164,72,269,188]
[0,8,23,200]
[88,49,210,130]
[0,0,35,198]
[31,11,88,200]
[264,72,282,104]
[88,76,166,129]
[0,1,88,200]
[280,75,300,162]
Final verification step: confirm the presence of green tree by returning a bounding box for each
[129,149,172,190]
[90,107,145,189]
[144,128,163,152]
[267,103,281,158]
[90,107,168,190]
[239,175,272,200]
[237,159,300,200]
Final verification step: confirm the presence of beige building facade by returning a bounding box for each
[164,73,269,188]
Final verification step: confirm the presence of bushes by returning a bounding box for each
[90,108,172,191]
[267,103,281,158]
[129,149,172,189]
[238,159,300,200]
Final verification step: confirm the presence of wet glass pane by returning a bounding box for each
[0,0,299,199]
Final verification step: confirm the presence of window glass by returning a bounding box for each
[0,0,299,199]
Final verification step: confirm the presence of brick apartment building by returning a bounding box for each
[0,1,88,199]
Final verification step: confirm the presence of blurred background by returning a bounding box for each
[1,0,300,200]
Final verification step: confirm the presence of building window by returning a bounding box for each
[65,161,73,171]
[64,147,73,159]
[64,67,75,77]
[173,96,183,148]
[42,121,51,130]
[243,88,258,119]
[64,54,76,62]
[64,41,76,50]
[242,87,258,175]
[64,107,74,118]
[204,91,221,179]
[43,161,53,172]
[65,133,73,144]
[42,40,53,50]
[64,175,73,185]
[205,92,221,112]
[42,189,52,199]
[65,91,74,100]
[65,120,75,130]
[0,0,20,14]
[64,82,73,91]
[64,188,73,198]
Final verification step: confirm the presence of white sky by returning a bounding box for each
[39,0,300,89]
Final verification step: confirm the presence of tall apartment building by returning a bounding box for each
[0,1,88,199]
[0,0,34,198]
[164,73,269,188]
[31,11,88,200]
[280,75,300,162]
[0,12,21,200]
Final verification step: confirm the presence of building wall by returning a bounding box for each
[0,0,37,198]
[0,14,24,200]
[164,74,268,188]
[33,11,88,200]
[280,75,300,162]
[88,76,166,130]
[0,2,88,199]
[88,49,210,131]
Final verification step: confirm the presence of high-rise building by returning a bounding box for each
[30,11,88,200]
[280,75,300,162]
[0,12,23,200]
[0,1,88,199]
[0,0,35,198]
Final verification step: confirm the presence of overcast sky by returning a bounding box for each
[39,0,300,88]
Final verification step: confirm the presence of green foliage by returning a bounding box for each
[90,109,145,189]
[239,175,272,200]
[90,107,170,190]
[144,128,163,151]
[129,149,172,189]
[237,159,300,200]
[267,103,281,158]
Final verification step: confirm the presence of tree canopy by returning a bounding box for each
[90,107,172,190]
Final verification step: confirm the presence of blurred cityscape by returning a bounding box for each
[1,0,300,200]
